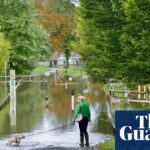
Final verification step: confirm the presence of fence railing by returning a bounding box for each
[110,83,150,103]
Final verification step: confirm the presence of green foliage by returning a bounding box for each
[120,0,150,83]
[0,29,10,73]
[76,0,150,84]
[76,0,121,83]
[64,48,71,68]
[0,0,50,74]
[49,0,75,14]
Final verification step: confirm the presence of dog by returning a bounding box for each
[7,135,25,146]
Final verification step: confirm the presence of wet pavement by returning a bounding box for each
[0,121,112,150]
[0,126,112,150]
[31,147,97,150]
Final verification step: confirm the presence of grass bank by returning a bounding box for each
[59,67,87,77]
[31,66,87,77]
[31,66,51,74]
[99,138,115,150]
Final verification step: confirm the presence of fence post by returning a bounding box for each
[55,70,57,86]
[148,84,150,100]
[144,85,146,99]
[9,69,16,127]
[4,61,7,97]
[71,90,75,112]
[138,85,141,99]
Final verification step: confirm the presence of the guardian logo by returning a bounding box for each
[115,111,150,150]
[120,114,150,141]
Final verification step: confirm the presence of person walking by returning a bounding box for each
[72,95,91,147]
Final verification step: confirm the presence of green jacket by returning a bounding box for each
[73,102,91,121]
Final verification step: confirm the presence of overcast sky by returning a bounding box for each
[71,0,79,7]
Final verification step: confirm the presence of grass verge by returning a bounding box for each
[100,138,115,150]
[31,66,51,74]
[59,67,87,77]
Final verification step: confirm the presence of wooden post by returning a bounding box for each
[65,82,68,89]
[9,69,16,127]
[71,90,75,112]
[125,86,127,98]
[54,70,57,86]
[4,61,7,97]
[144,85,146,99]
[109,83,112,96]
[148,84,150,100]
[138,85,141,99]
[112,85,115,97]
[64,68,68,89]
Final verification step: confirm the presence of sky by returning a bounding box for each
[71,0,79,7]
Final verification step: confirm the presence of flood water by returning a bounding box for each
[0,76,113,149]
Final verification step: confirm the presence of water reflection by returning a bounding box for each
[0,83,6,101]
[111,98,150,111]
[0,77,113,149]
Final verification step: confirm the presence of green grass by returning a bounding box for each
[103,84,110,96]
[59,67,87,77]
[100,138,115,150]
[31,66,51,74]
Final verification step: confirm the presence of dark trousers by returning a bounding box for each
[79,117,88,137]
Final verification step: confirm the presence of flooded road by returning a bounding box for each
[0,77,113,149]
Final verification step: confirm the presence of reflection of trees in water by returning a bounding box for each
[0,105,10,137]
[87,84,114,135]
[84,83,106,104]
[128,102,150,110]
[96,104,114,135]
[0,81,54,136]
[16,82,46,133]
[0,83,13,136]
[0,79,114,137]
[48,83,90,123]
[0,83,5,101]
[48,84,77,123]
[48,82,114,135]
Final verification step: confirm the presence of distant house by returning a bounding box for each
[39,52,81,67]
[57,54,66,66]
[69,53,81,65]
[57,53,81,66]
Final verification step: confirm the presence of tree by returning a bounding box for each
[76,0,150,84]
[34,0,76,53]
[120,0,150,83]
[0,0,50,74]
[76,0,122,83]
[0,29,10,73]
[50,0,75,14]
[64,48,71,68]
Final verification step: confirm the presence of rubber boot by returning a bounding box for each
[80,135,84,147]
[85,134,89,147]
